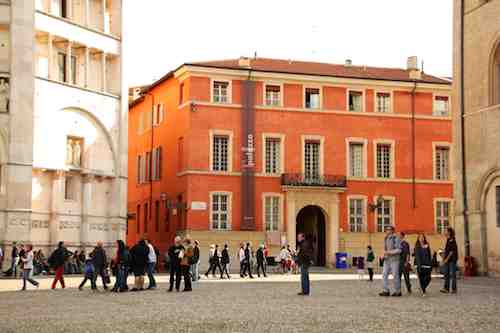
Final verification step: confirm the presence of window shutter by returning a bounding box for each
[152,149,157,180]
[158,147,162,179]
[159,104,164,124]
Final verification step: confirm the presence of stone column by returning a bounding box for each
[47,34,53,80]
[66,41,73,84]
[80,174,94,250]
[286,193,296,250]
[101,0,107,31]
[327,194,340,267]
[101,52,107,92]
[84,0,90,26]
[67,0,73,20]
[49,171,65,246]
[84,46,90,88]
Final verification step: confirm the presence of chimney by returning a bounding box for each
[345,59,352,66]
[407,56,421,80]
[238,56,251,68]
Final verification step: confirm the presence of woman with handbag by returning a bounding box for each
[180,238,193,292]
[414,233,432,296]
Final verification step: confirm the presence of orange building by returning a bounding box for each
[128,57,453,267]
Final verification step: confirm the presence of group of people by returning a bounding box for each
[376,225,459,297]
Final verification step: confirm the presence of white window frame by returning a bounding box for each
[209,191,232,230]
[303,85,322,109]
[434,198,453,234]
[262,193,284,232]
[347,89,365,112]
[210,79,232,104]
[64,174,76,201]
[153,103,165,126]
[209,129,233,173]
[262,133,285,175]
[374,139,396,179]
[347,195,367,232]
[345,138,368,179]
[374,90,394,113]
[263,82,283,107]
[433,142,451,181]
[374,196,395,232]
[432,94,451,117]
[301,135,325,178]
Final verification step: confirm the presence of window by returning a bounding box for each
[179,83,184,105]
[155,201,160,233]
[136,205,141,233]
[152,147,162,181]
[304,141,320,180]
[376,143,392,178]
[66,137,83,168]
[433,96,449,116]
[64,176,75,201]
[145,151,152,181]
[376,92,391,113]
[265,138,281,174]
[305,88,320,109]
[153,104,164,126]
[436,201,450,234]
[349,143,364,177]
[349,198,365,232]
[496,186,500,228]
[144,202,149,233]
[138,153,146,184]
[264,196,280,232]
[58,52,66,82]
[211,193,229,230]
[435,147,450,180]
[349,91,363,112]
[212,135,229,172]
[54,0,68,18]
[178,137,184,172]
[213,81,229,103]
[70,55,76,84]
[137,155,142,183]
[376,199,392,232]
[265,85,281,106]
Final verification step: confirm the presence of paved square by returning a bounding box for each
[0,275,499,333]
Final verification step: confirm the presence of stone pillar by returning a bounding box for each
[327,195,340,267]
[50,171,65,246]
[101,52,107,92]
[84,46,90,88]
[84,0,90,26]
[65,41,73,84]
[67,0,73,20]
[286,194,296,250]
[80,174,94,250]
[47,34,53,80]
[101,0,107,31]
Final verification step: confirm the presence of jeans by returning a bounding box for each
[300,265,310,295]
[443,261,457,292]
[256,261,266,277]
[221,263,230,278]
[95,268,108,289]
[113,265,127,291]
[399,262,412,292]
[147,262,156,288]
[169,264,181,291]
[382,258,401,293]
[191,261,199,281]
[11,259,17,277]
[22,269,38,290]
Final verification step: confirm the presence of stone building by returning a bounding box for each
[128,56,452,268]
[0,0,127,267]
[453,0,500,276]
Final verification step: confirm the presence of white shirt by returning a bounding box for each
[147,243,157,264]
[279,249,290,261]
[239,248,245,262]
[22,251,34,270]
[0,247,3,259]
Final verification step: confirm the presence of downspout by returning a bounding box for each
[460,0,471,258]
[411,81,417,209]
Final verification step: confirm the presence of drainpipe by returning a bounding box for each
[411,81,417,209]
[460,0,471,258]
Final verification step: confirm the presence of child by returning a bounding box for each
[78,257,97,291]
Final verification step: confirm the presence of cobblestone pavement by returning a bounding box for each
[0,275,499,333]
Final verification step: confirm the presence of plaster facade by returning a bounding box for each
[0,0,127,268]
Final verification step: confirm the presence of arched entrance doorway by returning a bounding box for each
[296,205,326,266]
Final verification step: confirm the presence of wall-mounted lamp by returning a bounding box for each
[369,195,384,212]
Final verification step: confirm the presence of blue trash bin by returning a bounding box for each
[336,252,348,269]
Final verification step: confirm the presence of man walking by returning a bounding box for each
[297,233,312,296]
[379,226,402,297]
[90,242,108,290]
[145,239,157,290]
[10,242,18,277]
[256,244,267,278]
[49,241,70,290]
[220,244,230,279]
[191,240,200,282]
[399,232,412,294]
[239,243,246,278]
[441,227,459,294]
[242,243,254,279]
[167,236,183,292]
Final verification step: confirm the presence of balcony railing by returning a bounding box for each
[281,173,347,188]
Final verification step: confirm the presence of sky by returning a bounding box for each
[124,0,453,87]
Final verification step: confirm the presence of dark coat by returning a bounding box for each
[297,240,313,267]
[168,244,184,267]
[415,244,432,268]
[91,247,107,270]
[48,247,70,268]
[221,248,230,264]
[193,246,200,263]
[444,237,458,263]
[130,243,149,269]
[256,248,265,263]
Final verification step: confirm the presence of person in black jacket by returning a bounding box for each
[90,242,108,290]
[191,240,200,282]
[130,239,149,291]
[242,243,254,279]
[441,227,459,294]
[256,244,267,278]
[49,241,72,289]
[168,236,184,292]
[297,233,312,296]
[414,233,432,296]
[112,240,129,292]
[220,244,230,279]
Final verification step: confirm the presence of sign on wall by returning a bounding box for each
[191,201,207,211]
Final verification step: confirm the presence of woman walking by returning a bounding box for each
[130,239,149,291]
[414,233,432,296]
[220,244,231,279]
[20,245,39,291]
[112,240,129,292]
[366,246,375,282]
